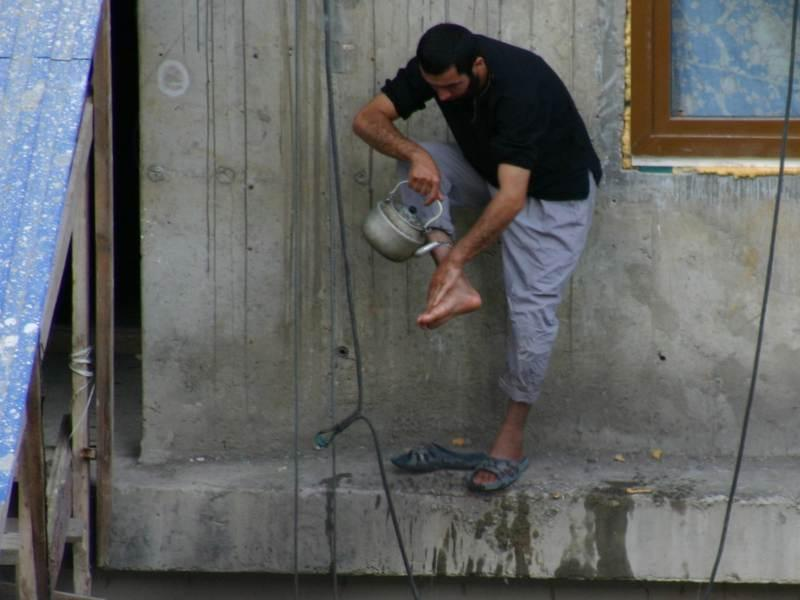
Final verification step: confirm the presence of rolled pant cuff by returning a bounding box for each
[498,376,541,405]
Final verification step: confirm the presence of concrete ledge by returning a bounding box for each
[108,449,800,583]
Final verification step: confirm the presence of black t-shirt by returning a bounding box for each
[381,35,602,200]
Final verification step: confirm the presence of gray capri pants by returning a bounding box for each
[398,141,596,404]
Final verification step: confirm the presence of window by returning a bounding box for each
[630,0,800,160]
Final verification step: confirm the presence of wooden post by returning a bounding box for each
[71,107,93,595]
[46,417,73,590]
[92,0,114,567]
[39,94,93,353]
[17,354,49,599]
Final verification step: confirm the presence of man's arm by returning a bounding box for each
[352,93,443,202]
[449,163,530,265]
[426,163,530,308]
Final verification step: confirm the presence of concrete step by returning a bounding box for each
[106,448,800,583]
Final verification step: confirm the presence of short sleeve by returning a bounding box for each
[380,57,435,120]
[490,95,551,171]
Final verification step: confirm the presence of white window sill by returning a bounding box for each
[632,156,800,170]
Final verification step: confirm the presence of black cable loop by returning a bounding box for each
[703,1,799,597]
[318,1,421,598]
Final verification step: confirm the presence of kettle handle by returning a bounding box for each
[389,180,445,230]
[423,200,444,230]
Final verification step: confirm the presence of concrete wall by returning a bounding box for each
[137,0,800,464]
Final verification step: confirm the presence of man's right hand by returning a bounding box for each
[352,93,442,202]
[408,150,443,204]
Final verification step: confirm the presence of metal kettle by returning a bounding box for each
[362,180,446,262]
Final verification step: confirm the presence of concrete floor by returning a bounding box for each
[37,328,800,598]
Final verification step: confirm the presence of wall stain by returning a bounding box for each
[554,520,597,579]
[489,495,533,577]
[435,547,448,576]
[449,521,458,565]
[475,556,485,576]
[320,472,352,574]
[475,511,495,540]
[465,557,475,576]
[585,484,634,579]
[556,482,637,579]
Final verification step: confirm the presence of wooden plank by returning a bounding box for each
[46,416,73,590]
[17,354,49,599]
[71,79,93,600]
[92,0,114,570]
[39,97,93,352]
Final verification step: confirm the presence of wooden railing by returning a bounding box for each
[0,1,114,598]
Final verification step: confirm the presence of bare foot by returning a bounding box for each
[471,402,530,487]
[416,275,482,329]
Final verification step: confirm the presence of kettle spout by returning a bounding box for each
[414,240,447,257]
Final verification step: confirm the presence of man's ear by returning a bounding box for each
[472,56,486,70]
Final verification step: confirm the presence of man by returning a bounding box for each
[352,23,602,492]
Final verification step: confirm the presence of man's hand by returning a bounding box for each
[426,254,464,310]
[353,94,444,203]
[417,250,482,329]
[408,150,443,204]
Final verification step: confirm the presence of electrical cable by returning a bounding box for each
[702,1,799,597]
[327,73,341,600]
[317,1,421,598]
[291,0,302,598]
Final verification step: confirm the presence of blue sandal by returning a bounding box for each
[391,443,489,473]
[466,456,529,492]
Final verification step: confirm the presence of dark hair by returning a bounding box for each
[416,23,478,76]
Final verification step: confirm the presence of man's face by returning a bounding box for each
[420,62,482,103]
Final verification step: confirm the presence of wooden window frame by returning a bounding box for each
[630,0,800,158]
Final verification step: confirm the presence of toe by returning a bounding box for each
[472,469,498,486]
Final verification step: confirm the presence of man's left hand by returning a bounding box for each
[425,256,463,312]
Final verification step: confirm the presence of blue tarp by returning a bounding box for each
[0,0,102,517]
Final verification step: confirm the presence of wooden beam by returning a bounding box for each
[46,416,73,589]
[92,0,115,569]
[72,87,94,599]
[39,98,94,352]
[17,354,49,599]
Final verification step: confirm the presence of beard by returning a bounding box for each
[465,70,483,98]
[446,70,484,107]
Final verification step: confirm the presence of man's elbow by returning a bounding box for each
[352,107,374,140]
[505,192,527,216]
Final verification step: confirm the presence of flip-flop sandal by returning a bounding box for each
[391,442,489,473]
[466,456,529,492]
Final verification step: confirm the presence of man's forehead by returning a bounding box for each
[419,64,464,85]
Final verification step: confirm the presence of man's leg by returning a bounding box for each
[473,173,597,486]
[397,142,491,328]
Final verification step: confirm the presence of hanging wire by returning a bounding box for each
[702,1,799,596]
[68,346,95,440]
[326,8,340,596]
[318,0,420,598]
[291,0,302,597]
